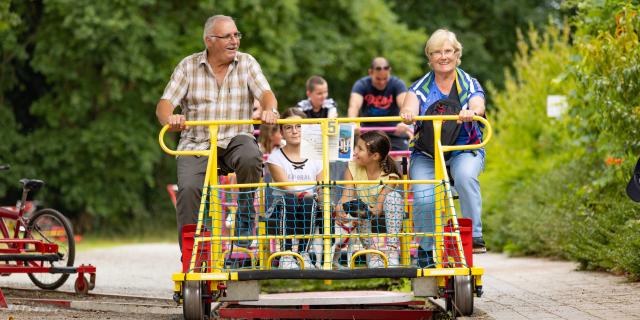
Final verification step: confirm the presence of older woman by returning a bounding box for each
[400,29,487,267]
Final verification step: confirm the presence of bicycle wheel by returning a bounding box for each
[26,208,76,290]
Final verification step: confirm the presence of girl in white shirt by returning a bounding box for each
[266,108,323,269]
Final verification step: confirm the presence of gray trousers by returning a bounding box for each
[176,135,262,248]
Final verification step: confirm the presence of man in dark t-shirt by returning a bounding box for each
[348,57,411,150]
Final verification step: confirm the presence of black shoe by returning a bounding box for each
[472,237,486,254]
[417,247,435,268]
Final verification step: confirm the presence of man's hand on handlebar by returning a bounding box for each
[167,114,186,131]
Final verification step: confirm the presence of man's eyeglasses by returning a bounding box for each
[282,124,302,132]
[373,65,391,71]
[430,49,456,58]
[208,32,243,41]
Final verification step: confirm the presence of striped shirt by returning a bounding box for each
[161,50,271,150]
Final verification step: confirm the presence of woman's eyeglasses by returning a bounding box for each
[282,124,302,132]
[430,49,456,58]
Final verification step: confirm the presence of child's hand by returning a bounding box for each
[297,191,315,199]
[372,203,384,216]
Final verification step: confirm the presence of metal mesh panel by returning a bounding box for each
[183,181,470,273]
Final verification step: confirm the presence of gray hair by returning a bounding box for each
[425,29,463,66]
[203,15,234,43]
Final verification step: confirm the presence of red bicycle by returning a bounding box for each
[0,164,94,293]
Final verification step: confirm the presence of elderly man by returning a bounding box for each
[348,57,410,151]
[156,15,278,248]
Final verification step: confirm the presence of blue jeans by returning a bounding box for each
[410,151,484,251]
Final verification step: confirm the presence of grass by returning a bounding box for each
[75,227,175,252]
[262,277,411,293]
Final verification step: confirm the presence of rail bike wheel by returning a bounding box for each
[183,280,211,320]
[26,208,76,290]
[448,275,474,317]
[74,275,90,295]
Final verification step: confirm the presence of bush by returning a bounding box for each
[484,2,640,279]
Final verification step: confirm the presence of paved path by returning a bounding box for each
[466,253,640,320]
[2,244,640,319]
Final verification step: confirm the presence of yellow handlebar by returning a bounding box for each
[157,116,492,155]
[158,125,207,156]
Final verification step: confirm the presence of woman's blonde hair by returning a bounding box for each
[425,29,463,67]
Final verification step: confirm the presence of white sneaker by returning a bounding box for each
[224,214,234,229]
[279,255,299,270]
[301,252,316,270]
[388,251,400,267]
[368,256,385,268]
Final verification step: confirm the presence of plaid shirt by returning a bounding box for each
[161,50,271,150]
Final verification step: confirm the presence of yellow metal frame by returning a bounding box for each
[350,249,388,269]
[267,251,306,270]
[160,116,492,293]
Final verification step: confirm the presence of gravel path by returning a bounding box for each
[2,244,640,319]
[1,243,181,298]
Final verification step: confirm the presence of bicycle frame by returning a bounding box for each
[0,186,34,248]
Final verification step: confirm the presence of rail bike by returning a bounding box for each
[159,115,492,319]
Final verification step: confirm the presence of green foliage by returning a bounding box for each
[1,0,186,232]
[563,0,640,277]
[484,1,640,279]
[482,20,576,255]
[286,0,425,112]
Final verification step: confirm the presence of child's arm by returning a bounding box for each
[267,163,306,197]
[314,170,324,202]
[334,168,356,223]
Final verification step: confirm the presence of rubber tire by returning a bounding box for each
[183,280,206,320]
[452,275,474,316]
[445,278,454,315]
[26,208,76,290]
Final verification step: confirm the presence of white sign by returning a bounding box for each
[300,123,355,162]
[547,95,568,119]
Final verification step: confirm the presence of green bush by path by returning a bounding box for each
[484,1,640,280]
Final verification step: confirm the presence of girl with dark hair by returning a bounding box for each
[334,130,403,267]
